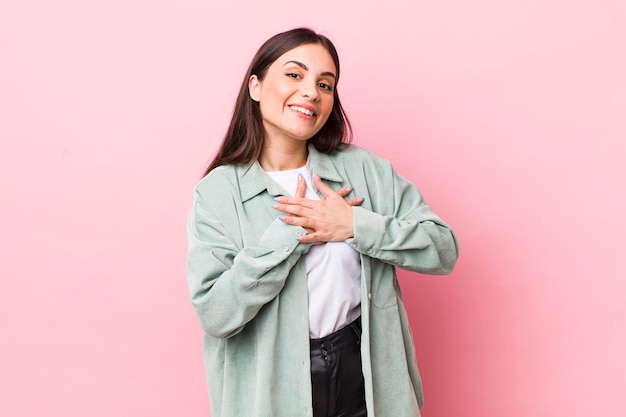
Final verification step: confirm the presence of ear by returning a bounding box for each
[248,75,261,102]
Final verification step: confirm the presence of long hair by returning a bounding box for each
[203,28,352,176]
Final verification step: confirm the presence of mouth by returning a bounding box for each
[288,105,316,117]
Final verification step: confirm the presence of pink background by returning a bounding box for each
[2,1,625,416]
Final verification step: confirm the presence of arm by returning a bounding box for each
[186,173,359,338]
[274,160,458,275]
[348,164,458,275]
[186,184,310,339]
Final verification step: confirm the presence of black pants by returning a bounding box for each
[310,317,367,417]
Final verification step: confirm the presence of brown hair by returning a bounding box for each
[203,27,352,176]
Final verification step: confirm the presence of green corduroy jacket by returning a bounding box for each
[186,144,458,417]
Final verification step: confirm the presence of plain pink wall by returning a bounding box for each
[2,1,624,416]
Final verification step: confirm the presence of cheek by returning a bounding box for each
[321,99,334,117]
[261,79,290,103]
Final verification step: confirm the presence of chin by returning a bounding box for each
[289,131,319,141]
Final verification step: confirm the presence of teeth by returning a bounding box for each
[290,106,314,116]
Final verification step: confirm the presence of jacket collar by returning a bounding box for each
[237,143,344,203]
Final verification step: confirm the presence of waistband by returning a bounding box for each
[310,317,362,354]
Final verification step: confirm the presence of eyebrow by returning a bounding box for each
[283,60,336,79]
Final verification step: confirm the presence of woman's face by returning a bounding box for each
[249,43,336,146]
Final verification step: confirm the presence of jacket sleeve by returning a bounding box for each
[345,159,458,275]
[186,183,311,339]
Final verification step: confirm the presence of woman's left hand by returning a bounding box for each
[273,174,363,243]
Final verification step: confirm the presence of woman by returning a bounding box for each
[186,28,458,417]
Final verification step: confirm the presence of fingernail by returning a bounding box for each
[359,197,366,205]
[278,216,284,221]
[298,173,303,181]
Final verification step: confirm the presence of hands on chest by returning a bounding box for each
[272,174,364,244]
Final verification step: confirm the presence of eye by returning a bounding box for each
[318,82,334,92]
[286,73,301,79]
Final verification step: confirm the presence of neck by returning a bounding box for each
[259,140,308,172]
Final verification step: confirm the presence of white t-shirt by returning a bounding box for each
[265,159,361,338]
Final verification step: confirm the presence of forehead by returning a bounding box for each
[271,43,336,74]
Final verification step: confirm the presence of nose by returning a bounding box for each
[300,80,319,101]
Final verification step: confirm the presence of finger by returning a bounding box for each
[279,214,316,228]
[274,197,318,209]
[336,186,353,198]
[294,173,306,198]
[313,174,341,199]
[299,226,323,245]
[278,203,314,217]
[345,196,365,207]
[297,231,327,244]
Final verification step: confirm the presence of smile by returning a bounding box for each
[289,105,316,117]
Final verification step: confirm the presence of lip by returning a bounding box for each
[288,104,317,118]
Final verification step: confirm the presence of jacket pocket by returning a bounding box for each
[369,266,399,309]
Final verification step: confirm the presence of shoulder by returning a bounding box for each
[329,144,394,171]
[191,164,245,219]
[188,165,245,241]
[194,164,239,195]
